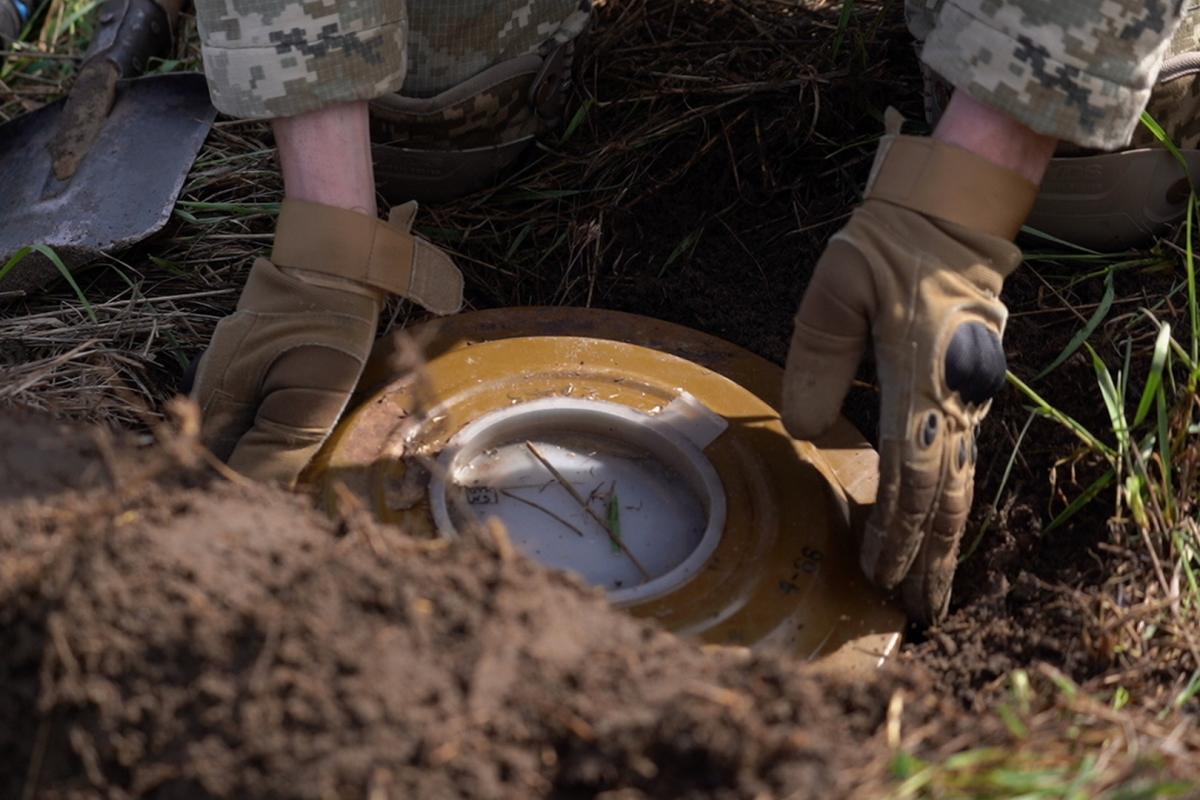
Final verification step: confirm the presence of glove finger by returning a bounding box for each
[782,239,872,440]
[900,426,976,624]
[197,387,258,463]
[860,410,946,590]
[227,414,338,487]
[191,314,259,461]
[226,345,364,487]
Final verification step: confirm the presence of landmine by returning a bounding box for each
[305,308,905,673]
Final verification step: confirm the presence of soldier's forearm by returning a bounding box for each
[908,0,1185,151]
[933,89,1056,187]
[273,101,376,217]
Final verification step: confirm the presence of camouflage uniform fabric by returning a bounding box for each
[907,0,1189,150]
[196,0,581,120]
[1135,3,1200,149]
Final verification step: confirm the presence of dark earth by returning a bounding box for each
[1,0,1198,796]
[0,412,947,798]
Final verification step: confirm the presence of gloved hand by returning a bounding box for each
[192,199,462,487]
[782,123,1036,623]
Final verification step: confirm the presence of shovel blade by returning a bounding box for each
[0,72,216,296]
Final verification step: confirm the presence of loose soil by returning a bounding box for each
[0,402,1193,798]
[3,0,1199,795]
[0,412,959,799]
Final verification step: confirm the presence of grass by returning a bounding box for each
[1003,111,1200,679]
[886,665,1200,798]
[1,0,1200,795]
[934,110,1200,796]
[0,244,97,321]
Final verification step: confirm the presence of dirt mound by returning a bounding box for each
[910,497,1112,710]
[0,412,953,799]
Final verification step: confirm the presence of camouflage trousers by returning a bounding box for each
[195,0,587,120]
[908,0,1195,150]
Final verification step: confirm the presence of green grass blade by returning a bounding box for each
[1173,669,1200,710]
[1087,343,1129,454]
[606,492,622,555]
[148,255,187,278]
[1134,322,1172,427]
[891,754,934,796]
[1141,111,1193,184]
[1007,371,1113,458]
[146,57,184,74]
[830,0,856,58]
[34,245,98,323]
[890,750,928,781]
[996,703,1029,739]
[1044,469,1116,534]
[0,245,32,283]
[1019,224,1107,255]
[504,224,532,260]
[1138,111,1198,365]
[56,0,102,35]
[1125,474,1148,527]
[941,747,1007,771]
[1189,196,1198,367]
[174,200,281,214]
[559,98,594,144]
[1157,389,1174,519]
[1033,269,1115,381]
[1120,338,1133,408]
[1108,783,1200,800]
[1171,530,1199,608]
[659,229,703,276]
[1168,335,1197,375]
[0,244,97,323]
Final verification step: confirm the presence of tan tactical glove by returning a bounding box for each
[782,125,1036,624]
[192,199,462,487]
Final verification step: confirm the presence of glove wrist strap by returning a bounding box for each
[271,199,464,315]
[864,132,1038,241]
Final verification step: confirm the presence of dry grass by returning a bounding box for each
[2,0,1200,796]
[1,0,913,423]
[879,663,1200,798]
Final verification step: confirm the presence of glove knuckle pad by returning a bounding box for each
[256,345,363,431]
[266,345,363,393]
[944,321,1006,405]
[257,387,349,431]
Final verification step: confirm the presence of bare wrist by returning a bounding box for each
[932,90,1057,186]
[272,101,377,216]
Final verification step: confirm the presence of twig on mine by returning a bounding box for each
[499,488,586,538]
[523,441,650,579]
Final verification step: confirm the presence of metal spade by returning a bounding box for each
[0,0,216,296]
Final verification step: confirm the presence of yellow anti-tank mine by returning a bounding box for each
[305,308,905,673]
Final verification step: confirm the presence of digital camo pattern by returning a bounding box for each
[197,0,410,119]
[371,59,546,150]
[370,4,588,149]
[906,0,1188,150]
[1134,1,1200,148]
[1170,1,1200,52]
[403,0,583,97]
[196,0,583,119]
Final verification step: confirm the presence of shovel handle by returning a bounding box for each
[47,0,185,180]
[81,0,183,79]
